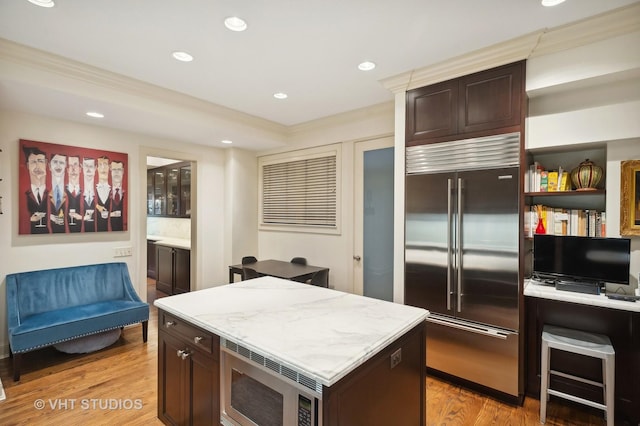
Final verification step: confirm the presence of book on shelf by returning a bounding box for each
[539,171,548,192]
[547,171,559,192]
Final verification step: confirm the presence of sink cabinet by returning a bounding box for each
[158,310,219,426]
[156,245,190,295]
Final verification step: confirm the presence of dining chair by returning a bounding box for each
[309,269,329,288]
[242,256,257,265]
[290,257,307,265]
[242,267,260,280]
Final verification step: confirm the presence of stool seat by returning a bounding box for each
[542,326,615,355]
[540,325,615,425]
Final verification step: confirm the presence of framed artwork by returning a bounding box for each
[620,159,640,236]
[19,139,128,235]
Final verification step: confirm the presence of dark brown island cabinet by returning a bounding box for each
[157,308,426,426]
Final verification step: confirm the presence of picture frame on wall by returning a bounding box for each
[620,159,640,236]
[19,139,128,235]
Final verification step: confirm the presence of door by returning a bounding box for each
[405,172,455,315]
[457,167,519,330]
[354,137,394,300]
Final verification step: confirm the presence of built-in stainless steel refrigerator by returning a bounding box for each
[405,133,521,398]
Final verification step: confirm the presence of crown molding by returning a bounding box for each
[287,101,394,136]
[381,3,640,94]
[531,2,640,58]
[0,38,287,136]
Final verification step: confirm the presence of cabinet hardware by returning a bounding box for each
[177,349,191,360]
[194,336,204,344]
[165,321,176,328]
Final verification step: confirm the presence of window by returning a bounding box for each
[259,146,340,233]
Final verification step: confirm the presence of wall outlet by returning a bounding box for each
[113,246,133,257]
[390,348,402,369]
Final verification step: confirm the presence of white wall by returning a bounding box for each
[225,148,259,269]
[0,109,235,357]
[606,138,640,292]
[257,103,395,293]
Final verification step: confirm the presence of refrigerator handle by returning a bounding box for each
[457,177,463,313]
[447,178,453,311]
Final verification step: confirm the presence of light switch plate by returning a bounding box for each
[113,246,133,257]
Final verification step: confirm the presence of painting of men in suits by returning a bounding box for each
[19,139,128,235]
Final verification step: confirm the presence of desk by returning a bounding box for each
[524,279,640,424]
[228,259,329,284]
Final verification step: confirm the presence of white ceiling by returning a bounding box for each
[0,0,638,150]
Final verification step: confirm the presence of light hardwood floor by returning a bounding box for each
[0,281,607,425]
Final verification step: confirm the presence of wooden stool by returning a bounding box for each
[540,325,615,425]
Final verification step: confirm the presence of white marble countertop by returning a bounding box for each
[154,276,428,386]
[524,279,640,312]
[147,235,190,250]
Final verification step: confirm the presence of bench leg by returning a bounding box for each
[142,320,148,343]
[13,352,22,382]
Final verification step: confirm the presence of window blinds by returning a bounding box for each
[262,155,337,227]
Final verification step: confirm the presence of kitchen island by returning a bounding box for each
[155,276,428,425]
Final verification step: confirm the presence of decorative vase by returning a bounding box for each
[535,218,546,235]
[570,159,603,191]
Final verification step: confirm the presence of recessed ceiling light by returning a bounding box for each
[273,92,288,100]
[358,61,376,71]
[541,0,566,6]
[224,16,248,32]
[172,51,194,62]
[28,0,55,7]
[221,140,233,145]
[86,112,104,118]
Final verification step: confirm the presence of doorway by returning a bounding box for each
[146,156,194,298]
[353,137,394,301]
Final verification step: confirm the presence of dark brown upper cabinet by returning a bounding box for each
[406,61,525,146]
[147,162,191,218]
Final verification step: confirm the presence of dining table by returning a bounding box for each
[228,259,329,284]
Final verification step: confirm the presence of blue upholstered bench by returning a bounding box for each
[6,262,149,381]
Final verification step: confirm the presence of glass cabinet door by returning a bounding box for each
[167,167,179,216]
[180,165,191,217]
[147,170,154,215]
[153,169,166,215]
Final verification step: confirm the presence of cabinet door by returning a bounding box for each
[156,245,174,294]
[174,248,190,294]
[458,61,524,134]
[189,348,219,425]
[406,80,458,143]
[167,167,179,216]
[158,331,187,426]
[147,170,155,215]
[154,169,167,215]
[147,240,157,279]
[180,165,191,217]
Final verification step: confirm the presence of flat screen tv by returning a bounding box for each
[533,235,630,285]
